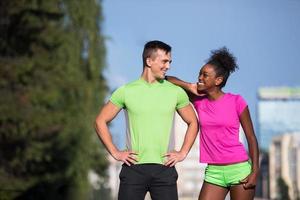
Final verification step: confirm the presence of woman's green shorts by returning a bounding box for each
[204,161,252,188]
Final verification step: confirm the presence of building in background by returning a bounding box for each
[107,155,121,200]
[256,152,270,199]
[257,87,300,199]
[269,133,300,200]
[257,87,300,151]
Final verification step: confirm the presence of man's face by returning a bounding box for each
[147,49,172,80]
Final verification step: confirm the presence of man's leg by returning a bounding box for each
[148,165,178,200]
[118,165,149,200]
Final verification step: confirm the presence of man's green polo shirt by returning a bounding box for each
[110,78,189,164]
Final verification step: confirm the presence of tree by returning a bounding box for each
[0,0,108,199]
[277,177,290,200]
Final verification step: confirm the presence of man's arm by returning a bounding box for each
[164,104,199,166]
[94,101,137,166]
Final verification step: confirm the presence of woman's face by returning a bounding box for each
[197,64,220,91]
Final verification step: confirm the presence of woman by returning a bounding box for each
[166,47,259,200]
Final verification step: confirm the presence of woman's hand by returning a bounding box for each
[188,83,206,96]
[240,170,259,189]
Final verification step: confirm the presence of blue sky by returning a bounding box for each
[102,0,300,147]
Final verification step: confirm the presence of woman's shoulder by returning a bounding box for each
[225,93,244,99]
[225,93,247,106]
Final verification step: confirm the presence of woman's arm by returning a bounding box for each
[166,76,199,101]
[239,106,260,189]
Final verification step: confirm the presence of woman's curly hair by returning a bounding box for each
[206,47,238,88]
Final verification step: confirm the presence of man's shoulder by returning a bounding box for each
[164,80,186,92]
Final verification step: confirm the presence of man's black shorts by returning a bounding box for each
[118,164,178,200]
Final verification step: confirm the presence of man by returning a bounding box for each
[94,40,198,200]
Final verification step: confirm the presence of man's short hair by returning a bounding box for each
[142,40,171,67]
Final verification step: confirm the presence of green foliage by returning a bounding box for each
[277,177,290,200]
[0,0,108,199]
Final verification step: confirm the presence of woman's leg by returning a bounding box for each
[198,182,228,200]
[229,184,255,200]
